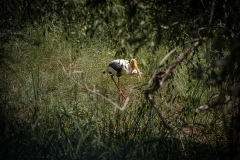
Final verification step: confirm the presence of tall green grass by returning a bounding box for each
[0,26,229,159]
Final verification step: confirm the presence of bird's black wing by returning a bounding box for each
[108,61,123,74]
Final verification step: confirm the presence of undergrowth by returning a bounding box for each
[0,26,229,159]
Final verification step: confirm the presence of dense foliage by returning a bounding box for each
[1,0,239,159]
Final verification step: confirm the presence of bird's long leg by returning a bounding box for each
[117,77,126,99]
[111,75,125,99]
[117,77,124,102]
[111,75,120,90]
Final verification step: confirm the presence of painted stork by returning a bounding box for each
[103,59,142,98]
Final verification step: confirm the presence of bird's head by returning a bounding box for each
[130,59,142,81]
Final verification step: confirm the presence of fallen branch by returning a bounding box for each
[83,82,133,111]
[62,69,135,111]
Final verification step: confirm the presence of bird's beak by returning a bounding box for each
[132,60,142,81]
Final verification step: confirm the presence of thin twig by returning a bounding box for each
[67,74,135,111]
[161,21,180,30]
[195,92,231,115]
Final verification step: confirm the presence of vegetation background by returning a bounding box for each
[0,0,239,159]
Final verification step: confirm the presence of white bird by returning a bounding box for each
[103,59,142,98]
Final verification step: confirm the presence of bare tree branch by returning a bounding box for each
[147,45,179,87]
[144,41,201,133]
[160,41,200,85]
[160,21,180,29]
[147,94,173,131]
[209,0,216,27]
[147,38,203,88]
[194,92,231,115]
[146,41,200,94]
